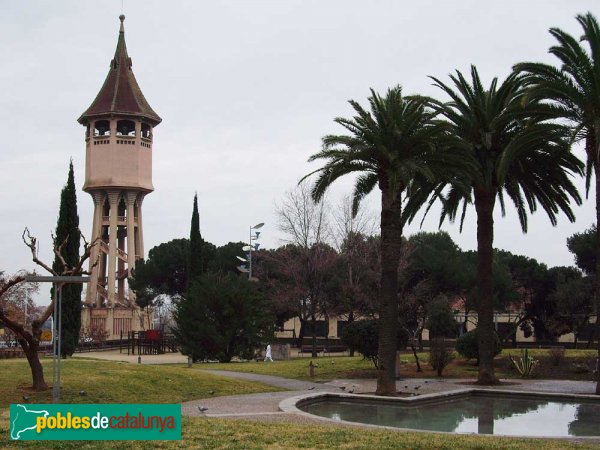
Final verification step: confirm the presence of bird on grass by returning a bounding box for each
[22,395,29,402]
[79,390,87,396]
[208,390,215,395]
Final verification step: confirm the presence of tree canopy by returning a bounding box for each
[173,272,274,362]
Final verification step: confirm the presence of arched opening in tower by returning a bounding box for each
[116,119,136,137]
[141,122,152,140]
[94,120,110,137]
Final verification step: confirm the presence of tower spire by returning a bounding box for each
[78,15,161,126]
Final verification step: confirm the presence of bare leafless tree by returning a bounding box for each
[275,182,336,356]
[331,194,377,252]
[0,228,95,390]
[276,181,331,248]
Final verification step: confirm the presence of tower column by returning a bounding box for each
[126,191,137,303]
[87,191,105,307]
[136,194,145,258]
[107,190,120,306]
[134,120,141,146]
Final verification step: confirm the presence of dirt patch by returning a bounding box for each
[338,369,378,379]
[525,356,597,381]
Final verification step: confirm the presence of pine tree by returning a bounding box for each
[188,193,203,286]
[51,161,82,357]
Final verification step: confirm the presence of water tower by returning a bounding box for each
[78,15,161,338]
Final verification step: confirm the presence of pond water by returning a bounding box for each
[300,393,600,437]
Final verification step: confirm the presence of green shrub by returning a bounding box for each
[429,338,454,376]
[455,328,501,363]
[340,320,408,368]
[425,295,458,338]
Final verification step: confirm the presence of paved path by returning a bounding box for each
[73,349,188,365]
[181,369,598,427]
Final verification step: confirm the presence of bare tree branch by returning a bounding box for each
[23,228,58,275]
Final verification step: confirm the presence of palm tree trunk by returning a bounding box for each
[474,189,499,385]
[595,161,600,395]
[348,310,355,357]
[376,186,403,395]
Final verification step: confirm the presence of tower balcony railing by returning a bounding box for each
[102,215,138,225]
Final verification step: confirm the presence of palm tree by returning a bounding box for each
[303,86,464,395]
[514,12,600,394]
[429,66,583,384]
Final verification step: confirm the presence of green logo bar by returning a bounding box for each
[10,404,181,440]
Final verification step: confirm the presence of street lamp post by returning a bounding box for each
[24,275,89,403]
[237,222,264,280]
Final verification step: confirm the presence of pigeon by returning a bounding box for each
[424,380,429,384]
[22,395,29,402]
[79,390,87,396]
[339,386,346,390]
[308,386,315,390]
[404,385,408,389]
[414,385,421,391]
[208,390,215,395]
[198,406,208,412]
[347,388,354,394]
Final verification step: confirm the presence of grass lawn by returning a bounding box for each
[198,355,375,381]
[194,348,599,382]
[0,357,281,407]
[1,416,597,449]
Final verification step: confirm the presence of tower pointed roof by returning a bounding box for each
[78,15,161,126]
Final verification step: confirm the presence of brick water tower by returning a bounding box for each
[78,15,161,339]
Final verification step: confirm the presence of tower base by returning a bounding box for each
[81,306,151,342]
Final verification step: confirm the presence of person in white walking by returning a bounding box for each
[264,344,273,362]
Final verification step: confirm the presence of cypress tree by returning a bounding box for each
[51,160,82,357]
[188,193,203,286]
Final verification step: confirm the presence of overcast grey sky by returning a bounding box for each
[1,1,598,303]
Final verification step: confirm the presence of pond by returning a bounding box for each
[298,392,600,437]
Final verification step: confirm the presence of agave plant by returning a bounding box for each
[509,348,539,378]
